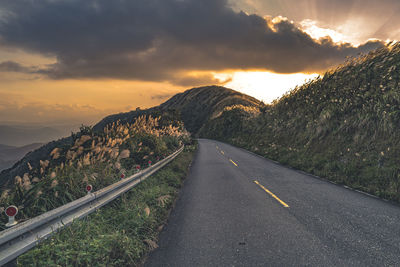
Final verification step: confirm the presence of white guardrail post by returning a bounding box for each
[0,146,184,265]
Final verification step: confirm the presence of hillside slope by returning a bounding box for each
[94,86,261,135]
[201,42,400,202]
[159,86,261,134]
[0,116,189,227]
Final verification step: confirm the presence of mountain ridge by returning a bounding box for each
[94,85,260,135]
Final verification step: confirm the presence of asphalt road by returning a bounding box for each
[146,139,400,266]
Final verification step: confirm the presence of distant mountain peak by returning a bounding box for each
[94,85,261,135]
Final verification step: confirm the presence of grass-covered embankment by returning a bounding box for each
[0,115,189,229]
[16,143,197,266]
[200,42,400,203]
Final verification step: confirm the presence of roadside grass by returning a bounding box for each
[0,116,189,229]
[16,143,197,267]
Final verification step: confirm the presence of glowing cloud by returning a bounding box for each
[300,19,347,44]
[217,71,318,103]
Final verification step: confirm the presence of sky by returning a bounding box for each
[0,0,398,127]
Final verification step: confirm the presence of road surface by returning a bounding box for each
[146,139,400,266]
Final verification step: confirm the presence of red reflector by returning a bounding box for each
[86,185,92,192]
[5,206,18,217]
[120,173,125,178]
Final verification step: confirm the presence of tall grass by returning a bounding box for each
[0,115,190,229]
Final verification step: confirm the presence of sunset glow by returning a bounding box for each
[219,71,319,103]
[300,19,347,43]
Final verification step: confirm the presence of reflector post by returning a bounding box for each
[86,184,93,194]
[5,205,18,227]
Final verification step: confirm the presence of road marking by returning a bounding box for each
[229,159,238,166]
[254,180,289,208]
[221,151,225,155]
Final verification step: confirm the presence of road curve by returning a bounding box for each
[146,139,400,266]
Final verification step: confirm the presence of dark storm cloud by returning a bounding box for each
[0,0,384,83]
[0,61,37,73]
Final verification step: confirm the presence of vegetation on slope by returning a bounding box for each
[16,144,196,266]
[159,86,261,134]
[0,115,190,229]
[94,86,261,136]
[201,42,400,202]
[0,85,258,231]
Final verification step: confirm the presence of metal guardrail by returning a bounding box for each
[0,146,184,265]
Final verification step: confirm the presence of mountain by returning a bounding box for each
[0,125,63,147]
[158,86,261,134]
[0,144,15,150]
[200,42,400,202]
[0,143,43,172]
[94,86,261,135]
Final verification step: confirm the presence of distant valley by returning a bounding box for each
[0,143,43,172]
[0,123,81,172]
[0,125,63,147]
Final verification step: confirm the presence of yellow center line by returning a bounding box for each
[221,150,224,155]
[229,159,238,166]
[254,180,289,208]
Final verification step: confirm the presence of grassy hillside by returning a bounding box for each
[0,115,189,228]
[159,86,261,134]
[201,42,400,202]
[94,86,261,136]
